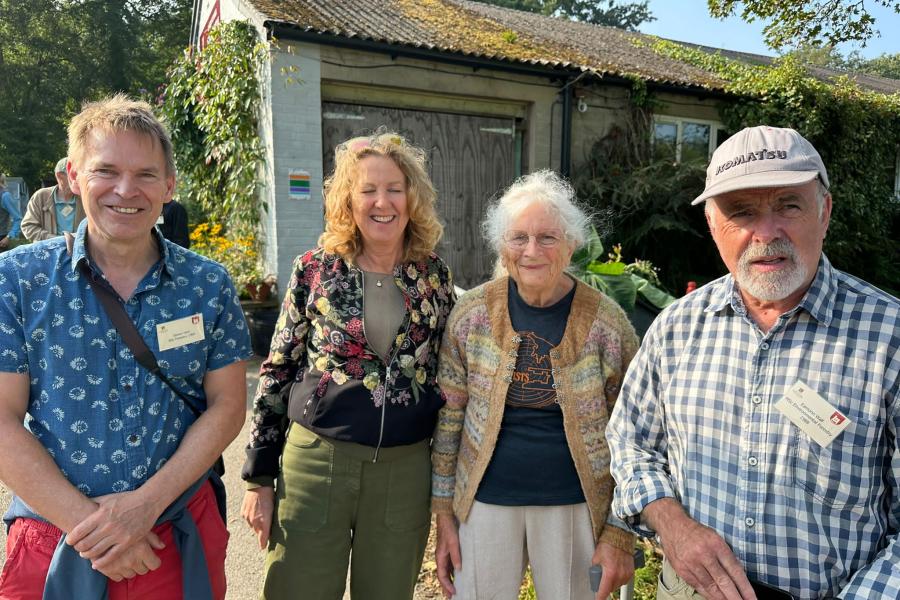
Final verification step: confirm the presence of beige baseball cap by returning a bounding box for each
[692,126,829,205]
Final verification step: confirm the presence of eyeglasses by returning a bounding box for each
[502,230,565,249]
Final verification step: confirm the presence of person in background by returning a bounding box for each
[21,157,86,242]
[432,170,638,600]
[240,131,455,600]
[158,198,190,248]
[608,126,899,599]
[0,173,23,249]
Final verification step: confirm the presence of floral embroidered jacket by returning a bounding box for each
[242,247,455,484]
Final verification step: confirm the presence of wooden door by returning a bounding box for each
[322,102,516,289]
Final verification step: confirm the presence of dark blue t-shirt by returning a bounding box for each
[475,278,585,506]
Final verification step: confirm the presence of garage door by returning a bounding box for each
[323,102,516,289]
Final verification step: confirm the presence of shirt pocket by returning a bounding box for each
[791,416,885,509]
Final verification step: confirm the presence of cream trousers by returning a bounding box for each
[452,500,596,600]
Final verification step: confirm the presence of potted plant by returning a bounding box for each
[570,226,676,339]
[189,222,279,355]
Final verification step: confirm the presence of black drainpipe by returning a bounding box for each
[559,79,573,178]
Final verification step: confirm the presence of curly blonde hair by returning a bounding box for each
[319,131,443,263]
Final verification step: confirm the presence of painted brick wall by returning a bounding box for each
[265,44,324,287]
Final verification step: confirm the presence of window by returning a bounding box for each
[894,149,900,202]
[652,116,728,163]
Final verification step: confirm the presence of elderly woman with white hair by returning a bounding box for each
[431,170,639,600]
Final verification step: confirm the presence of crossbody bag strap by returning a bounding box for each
[65,233,203,418]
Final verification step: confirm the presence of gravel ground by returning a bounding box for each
[0,358,442,600]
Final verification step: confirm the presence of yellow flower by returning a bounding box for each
[332,369,348,385]
[363,372,380,391]
[315,356,328,372]
[429,274,440,289]
[315,297,331,315]
[415,368,426,385]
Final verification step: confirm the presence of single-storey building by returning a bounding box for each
[190,0,900,288]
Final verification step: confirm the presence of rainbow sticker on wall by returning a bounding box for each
[289,170,311,199]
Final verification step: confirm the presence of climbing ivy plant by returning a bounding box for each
[581,39,900,296]
[160,20,268,238]
[654,41,900,295]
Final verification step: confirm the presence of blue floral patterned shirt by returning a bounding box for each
[0,220,252,500]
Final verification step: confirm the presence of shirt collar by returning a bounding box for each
[703,255,835,326]
[70,219,174,279]
[52,186,75,204]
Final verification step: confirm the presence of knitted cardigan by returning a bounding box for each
[431,276,638,551]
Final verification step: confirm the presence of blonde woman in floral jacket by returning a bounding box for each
[432,170,638,600]
[241,132,454,600]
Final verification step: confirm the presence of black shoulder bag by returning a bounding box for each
[65,233,225,477]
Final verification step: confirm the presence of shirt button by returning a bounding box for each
[127,434,139,444]
[123,383,132,391]
[748,457,758,466]
[760,342,769,350]
[745,517,755,527]
[752,395,762,404]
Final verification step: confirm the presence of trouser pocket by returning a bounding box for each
[277,425,334,532]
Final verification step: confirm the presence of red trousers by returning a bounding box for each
[0,481,227,600]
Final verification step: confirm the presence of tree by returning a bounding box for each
[0,0,192,189]
[475,0,655,30]
[707,0,900,51]
[845,52,900,79]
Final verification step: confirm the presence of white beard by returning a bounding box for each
[735,239,809,302]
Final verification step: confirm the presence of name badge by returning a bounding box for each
[774,380,851,447]
[157,313,204,351]
[60,205,74,218]
[156,214,165,225]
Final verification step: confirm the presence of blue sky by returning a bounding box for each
[639,1,899,59]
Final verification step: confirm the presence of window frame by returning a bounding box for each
[651,115,726,163]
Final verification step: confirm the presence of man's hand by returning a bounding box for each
[435,513,462,599]
[66,491,162,566]
[0,236,9,249]
[645,498,756,600]
[241,487,275,549]
[592,541,634,599]
[92,536,165,582]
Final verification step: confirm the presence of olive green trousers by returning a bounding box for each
[261,424,431,600]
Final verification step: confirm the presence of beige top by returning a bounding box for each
[362,270,405,360]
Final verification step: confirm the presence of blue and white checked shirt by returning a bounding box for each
[608,256,900,599]
[0,220,252,501]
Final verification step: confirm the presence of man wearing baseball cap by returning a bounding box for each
[21,157,85,241]
[607,126,899,599]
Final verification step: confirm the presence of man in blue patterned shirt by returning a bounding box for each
[608,126,899,600]
[0,96,252,599]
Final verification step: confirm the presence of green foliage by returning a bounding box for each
[160,21,268,239]
[0,0,192,188]
[571,228,676,314]
[786,45,900,80]
[845,51,900,79]
[707,0,900,51]
[649,39,900,295]
[574,99,719,292]
[473,0,655,30]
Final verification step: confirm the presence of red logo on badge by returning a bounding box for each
[830,411,845,426]
[192,315,200,325]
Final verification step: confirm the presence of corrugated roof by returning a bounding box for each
[248,0,899,94]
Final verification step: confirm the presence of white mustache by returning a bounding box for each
[738,239,797,269]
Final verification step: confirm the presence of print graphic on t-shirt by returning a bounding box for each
[507,331,557,408]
